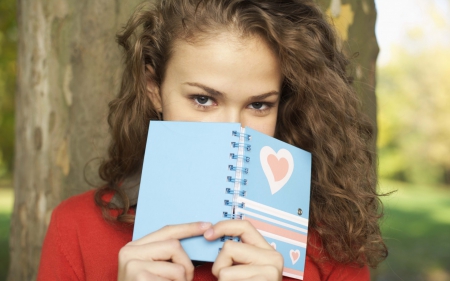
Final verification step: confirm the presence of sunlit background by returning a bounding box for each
[374,0,450,280]
[1,0,449,280]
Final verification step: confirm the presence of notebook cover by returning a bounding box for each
[133,121,311,279]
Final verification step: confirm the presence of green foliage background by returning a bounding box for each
[377,45,450,186]
[0,0,16,179]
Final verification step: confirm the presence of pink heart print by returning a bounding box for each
[267,154,289,182]
[260,146,294,195]
[290,249,300,265]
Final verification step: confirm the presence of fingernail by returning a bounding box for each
[204,228,214,238]
[199,222,212,230]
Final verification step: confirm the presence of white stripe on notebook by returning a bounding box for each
[238,197,309,226]
[283,272,303,280]
[258,230,307,248]
[239,209,308,234]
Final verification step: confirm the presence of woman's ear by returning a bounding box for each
[146,65,162,113]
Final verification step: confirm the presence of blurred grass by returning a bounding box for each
[0,179,13,281]
[0,179,449,280]
[372,180,450,281]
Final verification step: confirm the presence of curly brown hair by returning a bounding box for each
[95,0,388,269]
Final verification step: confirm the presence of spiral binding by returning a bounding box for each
[227,176,247,185]
[224,199,245,208]
[223,212,244,219]
[231,142,251,151]
[220,129,251,246]
[229,153,250,162]
[228,165,249,174]
[225,188,246,196]
[232,130,251,141]
[220,236,241,242]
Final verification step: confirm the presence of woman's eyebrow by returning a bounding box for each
[184,82,223,97]
[248,91,279,102]
[184,82,279,101]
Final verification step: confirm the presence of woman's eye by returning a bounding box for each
[194,96,213,106]
[249,102,267,110]
[251,102,263,109]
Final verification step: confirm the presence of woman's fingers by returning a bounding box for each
[119,239,194,276]
[118,222,212,281]
[215,264,281,281]
[203,220,283,280]
[119,239,196,281]
[120,220,283,280]
[131,221,211,246]
[121,259,190,281]
[204,220,272,250]
[211,240,283,278]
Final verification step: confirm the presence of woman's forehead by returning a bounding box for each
[163,32,283,92]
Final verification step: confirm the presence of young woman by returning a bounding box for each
[38,0,388,280]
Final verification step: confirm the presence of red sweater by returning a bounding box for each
[37,190,369,281]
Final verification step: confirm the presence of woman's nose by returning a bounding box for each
[219,108,241,124]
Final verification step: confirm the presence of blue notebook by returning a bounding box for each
[133,121,312,280]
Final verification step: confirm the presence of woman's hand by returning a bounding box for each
[118,222,211,281]
[204,220,284,281]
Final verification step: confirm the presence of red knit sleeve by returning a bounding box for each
[323,263,370,281]
[301,255,370,281]
[37,203,83,281]
[301,230,370,281]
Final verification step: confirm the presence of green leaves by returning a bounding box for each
[0,0,16,178]
[377,46,450,185]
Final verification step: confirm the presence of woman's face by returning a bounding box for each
[151,32,282,137]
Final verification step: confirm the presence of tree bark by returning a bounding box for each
[8,0,142,280]
[8,0,378,279]
[316,0,379,147]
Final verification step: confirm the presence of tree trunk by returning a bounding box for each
[8,0,142,280]
[316,0,379,147]
[8,0,378,279]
